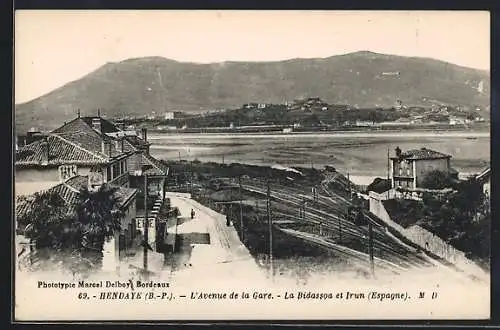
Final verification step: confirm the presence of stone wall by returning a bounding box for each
[369,191,487,279]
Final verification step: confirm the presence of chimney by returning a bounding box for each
[41,137,49,165]
[77,109,81,118]
[116,121,125,131]
[101,140,108,155]
[92,118,102,132]
[114,138,125,153]
[141,128,147,142]
[395,146,402,158]
[97,108,101,117]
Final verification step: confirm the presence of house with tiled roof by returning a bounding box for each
[16,114,136,194]
[390,147,453,189]
[16,175,138,261]
[16,111,171,254]
[63,115,168,200]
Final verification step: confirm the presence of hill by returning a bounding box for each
[15,51,490,132]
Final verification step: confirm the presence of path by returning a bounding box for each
[164,193,269,287]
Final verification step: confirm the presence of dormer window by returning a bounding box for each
[58,165,77,182]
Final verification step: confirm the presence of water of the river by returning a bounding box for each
[149,131,490,182]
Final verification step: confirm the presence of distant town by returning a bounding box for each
[105,97,489,134]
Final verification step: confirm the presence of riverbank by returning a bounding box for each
[148,128,490,139]
[150,130,490,178]
[149,123,490,135]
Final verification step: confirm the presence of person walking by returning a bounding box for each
[191,209,195,219]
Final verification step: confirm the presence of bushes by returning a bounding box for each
[367,178,391,193]
[418,177,489,260]
[420,170,454,189]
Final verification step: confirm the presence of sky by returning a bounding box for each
[15,10,490,104]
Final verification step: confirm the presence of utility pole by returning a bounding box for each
[387,147,390,200]
[190,161,193,196]
[239,175,244,243]
[338,216,342,243]
[347,171,352,200]
[368,217,375,277]
[266,179,274,278]
[143,173,149,277]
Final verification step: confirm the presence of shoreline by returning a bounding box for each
[148,129,490,140]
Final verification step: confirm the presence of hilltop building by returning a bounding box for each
[390,147,452,189]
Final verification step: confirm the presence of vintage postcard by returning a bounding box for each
[14,10,490,321]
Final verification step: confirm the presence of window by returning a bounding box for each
[113,163,120,178]
[58,165,77,181]
[107,167,112,181]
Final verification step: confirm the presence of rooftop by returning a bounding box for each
[391,147,452,161]
[15,134,108,166]
[80,116,121,134]
[140,153,169,176]
[17,117,137,167]
[476,167,491,182]
[16,175,138,220]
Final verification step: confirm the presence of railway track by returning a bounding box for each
[278,227,406,275]
[223,178,432,269]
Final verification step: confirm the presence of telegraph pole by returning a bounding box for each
[190,161,193,196]
[143,173,149,277]
[347,171,352,200]
[387,147,391,200]
[266,179,274,278]
[368,217,375,277]
[239,175,244,243]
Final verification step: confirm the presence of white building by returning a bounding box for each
[390,147,452,189]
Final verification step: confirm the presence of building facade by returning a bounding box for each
[15,113,170,263]
[390,147,452,189]
[16,117,136,194]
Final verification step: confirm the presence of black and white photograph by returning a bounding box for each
[14,10,490,320]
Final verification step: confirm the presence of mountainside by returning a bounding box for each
[15,51,490,132]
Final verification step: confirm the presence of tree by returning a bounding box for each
[417,176,490,263]
[420,170,454,189]
[76,184,125,252]
[367,178,391,193]
[17,191,80,250]
[17,184,125,276]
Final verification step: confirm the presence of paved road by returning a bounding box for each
[165,193,269,286]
